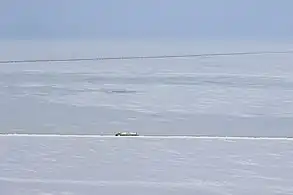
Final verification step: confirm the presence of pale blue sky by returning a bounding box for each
[0,0,292,40]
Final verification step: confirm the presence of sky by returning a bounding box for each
[0,0,292,40]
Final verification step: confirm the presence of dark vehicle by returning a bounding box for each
[115,132,139,136]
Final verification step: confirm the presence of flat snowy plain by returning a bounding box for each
[1,41,293,194]
[1,135,293,195]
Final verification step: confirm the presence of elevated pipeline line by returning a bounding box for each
[1,50,293,64]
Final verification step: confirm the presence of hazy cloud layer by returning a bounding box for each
[0,0,292,39]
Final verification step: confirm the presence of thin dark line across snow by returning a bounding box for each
[0,50,293,64]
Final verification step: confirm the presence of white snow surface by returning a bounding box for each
[1,135,293,195]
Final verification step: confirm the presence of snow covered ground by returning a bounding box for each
[1,41,293,136]
[1,41,293,194]
[1,135,293,195]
